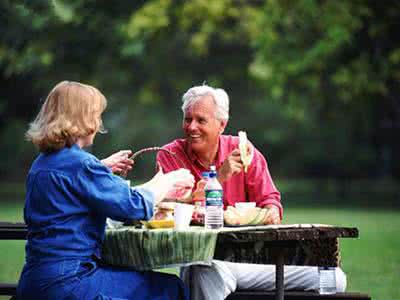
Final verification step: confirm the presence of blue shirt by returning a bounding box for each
[24,144,154,263]
[18,145,188,300]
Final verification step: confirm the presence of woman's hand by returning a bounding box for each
[101,150,133,175]
[138,168,195,204]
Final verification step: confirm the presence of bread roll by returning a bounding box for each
[238,131,253,172]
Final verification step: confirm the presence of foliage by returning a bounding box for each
[0,0,399,180]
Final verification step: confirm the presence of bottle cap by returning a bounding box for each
[201,172,209,178]
[208,165,217,178]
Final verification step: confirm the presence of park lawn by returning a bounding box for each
[285,207,400,300]
[1,201,399,300]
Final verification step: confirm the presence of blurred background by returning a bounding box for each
[0,1,399,299]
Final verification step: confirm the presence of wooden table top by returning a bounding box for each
[216,224,359,243]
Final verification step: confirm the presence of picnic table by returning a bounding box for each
[0,222,370,300]
[102,224,359,300]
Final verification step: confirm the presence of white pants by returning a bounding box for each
[181,260,347,300]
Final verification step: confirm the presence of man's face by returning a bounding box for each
[182,95,227,155]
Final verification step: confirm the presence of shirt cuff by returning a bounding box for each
[132,187,155,221]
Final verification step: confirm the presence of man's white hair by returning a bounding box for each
[181,85,229,121]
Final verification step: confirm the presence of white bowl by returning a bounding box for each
[235,202,256,210]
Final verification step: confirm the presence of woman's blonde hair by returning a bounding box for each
[26,81,107,152]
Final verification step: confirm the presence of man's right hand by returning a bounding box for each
[218,149,243,183]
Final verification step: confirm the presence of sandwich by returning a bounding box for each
[238,131,253,172]
[152,201,176,221]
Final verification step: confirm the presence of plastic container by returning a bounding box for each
[174,203,195,230]
[205,166,224,229]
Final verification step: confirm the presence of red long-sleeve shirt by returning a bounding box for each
[156,135,282,218]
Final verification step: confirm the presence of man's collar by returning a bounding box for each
[184,136,224,168]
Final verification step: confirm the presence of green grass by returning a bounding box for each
[1,201,399,299]
[0,201,25,300]
[285,207,400,299]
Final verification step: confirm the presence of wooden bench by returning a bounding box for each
[226,290,371,299]
[0,222,27,300]
[0,283,17,299]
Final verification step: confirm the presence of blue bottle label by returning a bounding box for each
[205,190,223,206]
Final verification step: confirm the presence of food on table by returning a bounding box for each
[142,202,176,229]
[192,179,207,203]
[224,206,242,226]
[223,205,270,226]
[191,203,205,225]
[141,219,175,229]
[191,179,207,225]
[153,202,176,221]
[238,131,253,172]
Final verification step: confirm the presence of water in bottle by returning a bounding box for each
[205,166,224,229]
[319,267,336,295]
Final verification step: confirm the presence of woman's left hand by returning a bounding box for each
[101,150,134,175]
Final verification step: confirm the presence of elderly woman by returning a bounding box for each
[17,81,194,300]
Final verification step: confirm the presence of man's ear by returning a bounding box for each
[220,120,228,134]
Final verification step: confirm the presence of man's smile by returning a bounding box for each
[189,134,201,141]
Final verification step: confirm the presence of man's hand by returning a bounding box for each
[263,205,281,225]
[218,142,253,183]
[101,150,133,175]
[217,149,243,183]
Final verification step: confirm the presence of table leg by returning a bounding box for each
[275,251,284,300]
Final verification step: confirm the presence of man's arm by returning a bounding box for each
[245,146,283,223]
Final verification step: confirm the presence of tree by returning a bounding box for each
[0,0,399,180]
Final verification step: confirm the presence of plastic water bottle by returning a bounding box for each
[319,267,336,295]
[205,166,224,229]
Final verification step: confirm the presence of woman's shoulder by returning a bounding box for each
[60,145,98,167]
[31,145,99,174]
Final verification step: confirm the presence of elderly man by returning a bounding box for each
[156,85,346,300]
